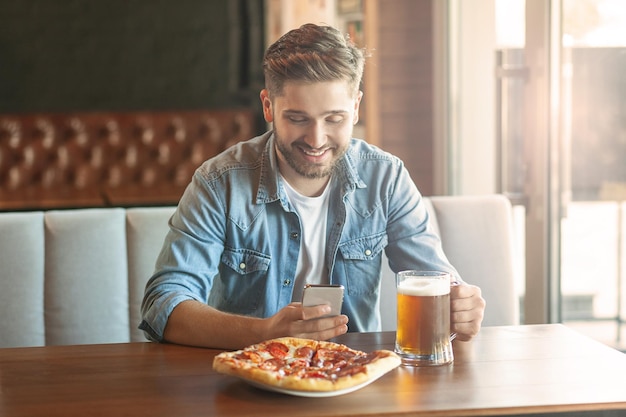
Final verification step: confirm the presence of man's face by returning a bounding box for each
[260,81,362,186]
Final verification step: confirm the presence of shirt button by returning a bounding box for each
[364,249,372,256]
[290,232,299,239]
[283,279,291,286]
[239,262,246,270]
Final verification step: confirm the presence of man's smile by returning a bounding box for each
[296,144,333,160]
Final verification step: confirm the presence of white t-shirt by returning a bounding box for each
[282,177,333,302]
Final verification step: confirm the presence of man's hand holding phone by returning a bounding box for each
[262,285,348,342]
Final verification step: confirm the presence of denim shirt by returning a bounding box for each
[140,131,458,341]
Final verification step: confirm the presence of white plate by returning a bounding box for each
[244,373,384,397]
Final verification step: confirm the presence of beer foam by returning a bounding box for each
[397,277,450,296]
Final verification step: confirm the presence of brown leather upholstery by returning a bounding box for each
[0,110,256,210]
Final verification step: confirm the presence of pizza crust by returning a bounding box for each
[213,337,401,392]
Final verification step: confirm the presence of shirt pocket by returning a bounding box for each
[213,248,271,314]
[221,247,271,275]
[338,232,388,296]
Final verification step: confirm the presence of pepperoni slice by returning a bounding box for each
[289,358,310,369]
[294,346,315,360]
[235,350,262,363]
[312,348,359,368]
[266,342,289,359]
[311,348,333,365]
[353,351,382,365]
[259,358,285,371]
[284,364,308,377]
[335,364,366,377]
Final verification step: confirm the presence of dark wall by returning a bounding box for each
[0,0,265,114]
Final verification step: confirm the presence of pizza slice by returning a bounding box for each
[213,337,401,392]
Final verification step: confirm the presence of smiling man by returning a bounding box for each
[266,81,359,194]
[140,23,485,349]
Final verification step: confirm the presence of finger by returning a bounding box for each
[279,303,307,321]
[451,319,481,341]
[451,304,484,341]
[451,296,482,313]
[452,293,485,322]
[452,307,483,324]
[451,283,481,300]
[280,303,333,321]
[313,324,349,341]
[293,315,349,339]
[301,304,332,320]
[449,284,485,342]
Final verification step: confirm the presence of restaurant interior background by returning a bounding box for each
[0,0,624,351]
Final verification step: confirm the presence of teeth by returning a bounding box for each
[303,149,326,156]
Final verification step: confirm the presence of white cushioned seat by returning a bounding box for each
[380,194,519,330]
[429,195,519,327]
[0,194,518,347]
[0,212,45,348]
[44,208,129,345]
[126,207,176,342]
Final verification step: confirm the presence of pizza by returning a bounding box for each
[212,337,401,392]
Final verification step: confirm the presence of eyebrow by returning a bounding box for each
[283,109,348,116]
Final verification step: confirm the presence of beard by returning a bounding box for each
[274,129,349,179]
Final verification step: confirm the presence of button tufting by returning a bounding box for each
[0,110,254,210]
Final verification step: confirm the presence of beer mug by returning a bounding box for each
[394,270,454,366]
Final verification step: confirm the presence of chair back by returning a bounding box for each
[380,194,520,330]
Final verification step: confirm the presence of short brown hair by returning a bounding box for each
[263,23,365,98]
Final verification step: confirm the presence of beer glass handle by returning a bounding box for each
[450,279,461,341]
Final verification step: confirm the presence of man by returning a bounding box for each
[140,23,485,349]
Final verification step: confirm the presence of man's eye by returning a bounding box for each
[288,116,307,123]
[327,117,344,124]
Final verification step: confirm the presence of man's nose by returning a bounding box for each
[303,122,327,149]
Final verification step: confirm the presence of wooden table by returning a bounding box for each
[1,324,625,417]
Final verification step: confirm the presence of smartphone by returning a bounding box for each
[301,284,344,317]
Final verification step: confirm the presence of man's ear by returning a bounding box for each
[260,89,273,123]
[353,90,364,125]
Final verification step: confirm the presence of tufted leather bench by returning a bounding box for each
[0,109,256,210]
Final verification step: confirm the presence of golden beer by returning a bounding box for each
[395,271,453,366]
